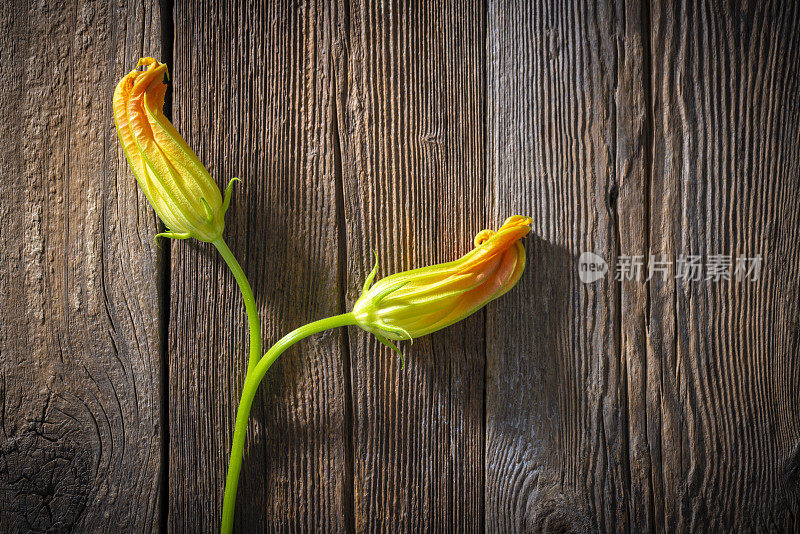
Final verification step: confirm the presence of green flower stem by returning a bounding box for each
[220,312,357,534]
[213,238,261,374]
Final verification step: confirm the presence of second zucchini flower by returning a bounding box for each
[113,57,235,242]
[352,215,532,354]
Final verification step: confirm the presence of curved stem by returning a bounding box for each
[213,238,261,374]
[220,312,357,534]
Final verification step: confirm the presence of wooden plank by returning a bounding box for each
[487,0,800,532]
[168,1,353,530]
[484,0,646,531]
[338,1,487,531]
[0,1,165,531]
[649,1,800,530]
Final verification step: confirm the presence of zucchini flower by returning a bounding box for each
[113,57,235,242]
[352,216,532,359]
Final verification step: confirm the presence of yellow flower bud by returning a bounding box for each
[352,216,532,359]
[113,57,234,242]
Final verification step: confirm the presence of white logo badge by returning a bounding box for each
[578,252,608,283]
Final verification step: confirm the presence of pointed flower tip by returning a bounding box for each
[135,57,169,76]
[351,216,532,347]
[505,214,533,226]
[496,215,533,237]
[474,215,532,246]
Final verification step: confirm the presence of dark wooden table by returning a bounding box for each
[1,1,798,532]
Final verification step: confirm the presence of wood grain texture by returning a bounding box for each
[168,1,353,531]
[485,1,643,531]
[338,1,487,531]
[0,0,164,531]
[486,0,800,532]
[3,0,799,531]
[649,0,800,530]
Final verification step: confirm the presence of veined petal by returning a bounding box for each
[413,246,518,335]
[142,78,223,213]
[114,73,148,193]
[127,64,203,222]
[113,58,226,242]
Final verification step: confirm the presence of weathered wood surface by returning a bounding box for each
[647,2,800,530]
[485,0,647,531]
[0,0,165,532]
[1,0,799,532]
[168,1,352,531]
[486,0,800,532]
[339,2,487,532]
